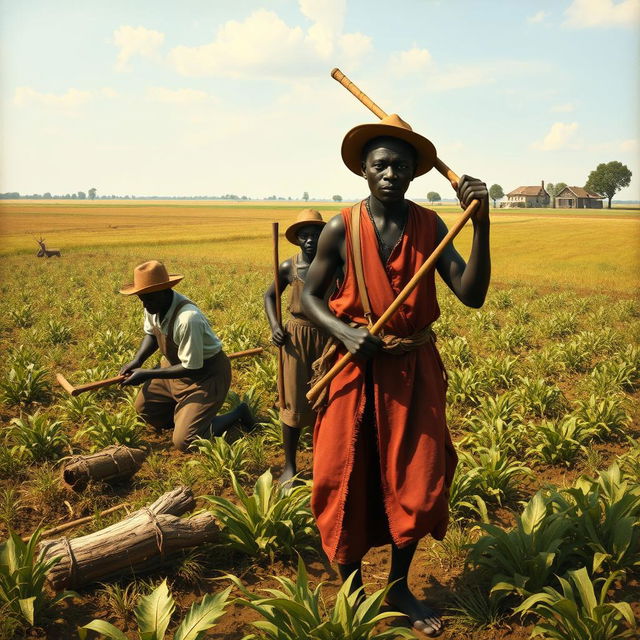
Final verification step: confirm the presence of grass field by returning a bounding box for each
[1,200,639,293]
[0,200,638,640]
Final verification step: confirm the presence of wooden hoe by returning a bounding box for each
[306,68,482,404]
[56,347,264,396]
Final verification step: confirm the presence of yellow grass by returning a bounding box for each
[1,200,638,294]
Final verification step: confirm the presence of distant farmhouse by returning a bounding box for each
[505,181,550,207]
[554,186,604,209]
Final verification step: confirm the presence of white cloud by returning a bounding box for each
[528,10,549,22]
[620,138,638,151]
[551,102,576,112]
[168,2,371,78]
[101,87,118,99]
[113,25,165,72]
[146,87,216,104]
[389,47,432,74]
[564,0,639,27]
[14,87,93,108]
[532,122,580,150]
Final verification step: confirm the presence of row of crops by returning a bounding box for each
[0,254,638,639]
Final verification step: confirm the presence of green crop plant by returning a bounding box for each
[514,568,636,640]
[244,433,269,472]
[577,328,622,357]
[189,435,251,487]
[524,347,563,378]
[526,416,594,466]
[79,579,231,640]
[458,446,533,506]
[59,392,99,425]
[515,376,566,418]
[450,584,507,630]
[440,335,472,368]
[203,469,317,561]
[552,339,592,373]
[0,529,76,627]
[45,318,72,345]
[479,355,519,391]
[467,492,573,602]
[573,394,630,440]
[226,556,416,640]
[510,302,533,325]
[6,344,42,368]
[251,356,278,394]
[618,439,640,482]
[447,367,488,407]
[218,320,266,352]
[79,366,129,400]
[489,325,531,354]
[550,464,640,574]
[448,464,488,522]
[9,411,71,462]
[471,309,499,331]
[491,289,513,310]
[97,581,146,624]
[76,407,143,450]
[540,311,578,339]
[0,440,27,480]
[0,488,24,529]
[0,363,50,407]
[427,524,475,569]
[8,303,34,328]
[89,329,135,361]
[25,464,67,515]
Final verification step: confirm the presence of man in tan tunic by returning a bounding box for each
[264,210,329,483]
[120,260,254,451]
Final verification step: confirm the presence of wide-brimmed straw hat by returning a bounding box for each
[341,113,437,178]
[285,209,326,244]
[119,260,184,295]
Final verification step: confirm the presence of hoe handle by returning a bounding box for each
[306,69,481,404]
[331,67,462,187]
[228,347,264,359]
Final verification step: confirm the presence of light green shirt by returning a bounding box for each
[143,291,222,369]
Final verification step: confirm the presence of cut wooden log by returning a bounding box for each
[62,445,147,490]
[39,486,213,590]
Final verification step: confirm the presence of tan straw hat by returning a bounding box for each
[341,113,437,178]
[119,260,184,295]
[285,209,326,244]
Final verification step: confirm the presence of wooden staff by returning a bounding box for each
[306,68,480,403]
[272,222,286,410]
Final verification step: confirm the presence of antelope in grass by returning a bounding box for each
[35,237,61,258]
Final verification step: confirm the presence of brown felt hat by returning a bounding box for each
[341,113,437,178]
[119,260,184,295]
[285,209,326,244]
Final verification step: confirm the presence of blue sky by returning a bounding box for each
[1,0,638,200]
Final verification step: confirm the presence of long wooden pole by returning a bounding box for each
[306,69,480,404]
[272,222,286,410]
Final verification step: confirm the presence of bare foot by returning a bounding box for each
[386,583,443,637]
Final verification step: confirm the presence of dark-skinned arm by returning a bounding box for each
[119,333,158,376]
[435,174,491,308]
[264,260,292,347]
[301,214,382,359]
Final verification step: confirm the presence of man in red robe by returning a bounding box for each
[301,113,491,636]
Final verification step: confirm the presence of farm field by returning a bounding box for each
[0,200,638,640]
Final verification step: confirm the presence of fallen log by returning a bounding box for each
[39,486,213,590]
[61,445,147,490]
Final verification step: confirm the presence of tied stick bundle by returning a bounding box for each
[40,486,217,590]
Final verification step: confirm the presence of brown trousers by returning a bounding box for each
[134,350,231,451]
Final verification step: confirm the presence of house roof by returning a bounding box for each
[557,186,604,199]
[507,186,547,197]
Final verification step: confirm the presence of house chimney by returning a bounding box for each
[541,180,544,189]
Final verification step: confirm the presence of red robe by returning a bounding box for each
[311,200,457,564]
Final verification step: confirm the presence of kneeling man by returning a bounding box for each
[119,260,253,451]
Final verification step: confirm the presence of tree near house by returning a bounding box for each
[585,161,632,209]
[427,191,441,203]
[546,182,567,207]
[88,188,97,199]
[488,184,504,207]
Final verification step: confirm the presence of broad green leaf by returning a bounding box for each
[134,579,175,640]
[174,587,232,640]
[78,620,129,640]
[18,596,36,626]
